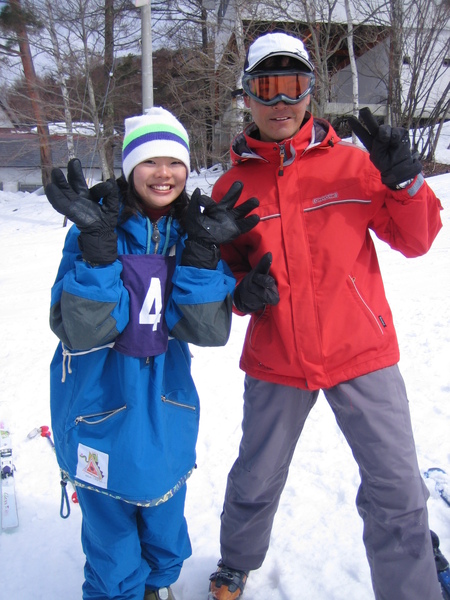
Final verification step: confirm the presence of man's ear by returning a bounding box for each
[243,94,251,108]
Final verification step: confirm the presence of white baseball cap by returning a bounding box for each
[244,32,313,73]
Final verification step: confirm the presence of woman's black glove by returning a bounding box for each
[45,159,119,265]
[347,107,422,189]
[233,252,280,314]
[66,157,95,199]
[181,181,259,269]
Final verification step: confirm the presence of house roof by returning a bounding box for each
[0,132,123,170]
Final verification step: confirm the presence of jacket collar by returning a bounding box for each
[119,210,184,255]
[230,113,338,166]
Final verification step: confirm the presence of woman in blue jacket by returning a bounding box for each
[45,107,259,600]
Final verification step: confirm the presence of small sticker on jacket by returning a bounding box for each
[76,443,109,489]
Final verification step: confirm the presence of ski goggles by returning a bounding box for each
[242,70,315,106]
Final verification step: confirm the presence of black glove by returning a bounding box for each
[181,181,260,269]
[45,159,119,265]
[67,157,95,200]
[233,252,280,314]
[347,107,422,189]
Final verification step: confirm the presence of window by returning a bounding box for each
[218,0,230,20]
[19,183,40,193]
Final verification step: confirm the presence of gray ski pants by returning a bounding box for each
[220,365,442,600]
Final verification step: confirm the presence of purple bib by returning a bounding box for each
[114,254,176,358]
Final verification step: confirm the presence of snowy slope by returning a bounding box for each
[0,160,449,599]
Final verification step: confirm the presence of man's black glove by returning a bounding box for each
[347,107,422,189]
[181,181,259,269]
[45,159,119,265]
[233,252,280,314]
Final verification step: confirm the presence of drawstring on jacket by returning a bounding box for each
[61,343,115,382]
[162,216,173,255]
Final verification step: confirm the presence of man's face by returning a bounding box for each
[244,93,310,142]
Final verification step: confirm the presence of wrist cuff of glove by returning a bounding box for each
[392,177,414,190]
[78,232,118,265]
[233,297,251,315]
[233,286,261,315]
[181,239,220,270]
[382,161,423,189]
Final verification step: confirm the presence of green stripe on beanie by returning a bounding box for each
[123,123,189,151]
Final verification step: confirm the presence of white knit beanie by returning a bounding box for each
[122,107,190,181]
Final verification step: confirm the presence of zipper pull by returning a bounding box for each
[278,145,286,176]
[152,223,161,243]
[152,221,161,253]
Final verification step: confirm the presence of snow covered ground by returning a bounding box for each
[0,131,449,599]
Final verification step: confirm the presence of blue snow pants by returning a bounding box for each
[76,484,191,600]
[219,365,443,600]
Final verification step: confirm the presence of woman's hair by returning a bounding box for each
[117,172,189,228]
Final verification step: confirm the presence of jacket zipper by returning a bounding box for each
[161,395,196,411]
[349,276,385,335]
[75,405,126,425]
[278,144,286,176]
[151,219,161,253]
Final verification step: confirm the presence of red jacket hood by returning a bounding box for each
[229,113,339,167]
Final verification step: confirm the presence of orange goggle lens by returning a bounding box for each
[243,72,314,105]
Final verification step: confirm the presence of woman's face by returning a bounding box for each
[132,157,187,210]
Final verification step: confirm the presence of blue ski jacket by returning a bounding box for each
[49,208,235,506]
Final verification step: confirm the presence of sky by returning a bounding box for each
[0,134,449,599]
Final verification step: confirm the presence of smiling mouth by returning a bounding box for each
[151,184,172,191]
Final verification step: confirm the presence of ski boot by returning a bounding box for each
[208,560,248,599]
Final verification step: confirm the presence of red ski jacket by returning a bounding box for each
[212,115,443,390]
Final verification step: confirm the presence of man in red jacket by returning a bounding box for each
[207,31,444,600]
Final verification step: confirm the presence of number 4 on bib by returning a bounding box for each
[139,277,162,331]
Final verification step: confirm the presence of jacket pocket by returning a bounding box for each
[248,306,274,352]
[161,394,197,412]
[348,275,385,335]
[74,405,127,426]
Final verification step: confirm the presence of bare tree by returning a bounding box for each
[400,0,450,160]
[42,0,75,160]
[150,0,222,170]
[213,0,389,118]
[5,0,141,179]
[103,0,115,176]
[212,0,448,162]
[2,0,447,173]
[388,0,403,125]
[0,0,53,186]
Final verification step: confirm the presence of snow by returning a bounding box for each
[0,134,449,599]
